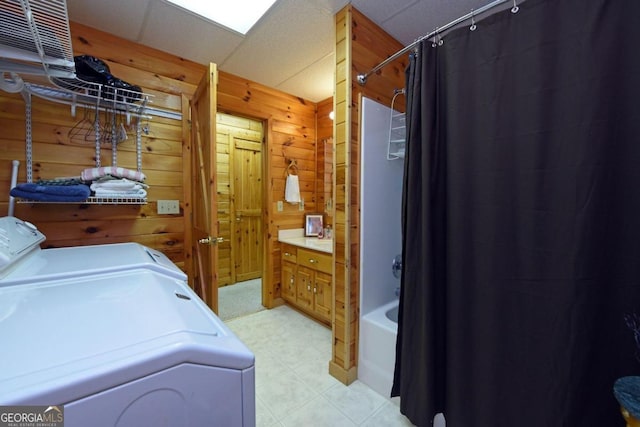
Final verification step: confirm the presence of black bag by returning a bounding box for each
[74,55,111,84]
[74,55,142,103]
[104,77,143,104]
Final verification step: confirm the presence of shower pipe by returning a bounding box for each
[357,0,520,85]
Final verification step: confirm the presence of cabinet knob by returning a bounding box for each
[313,287,317,293]
[290,277,294,284]
[309,258,317,263]
[307,285,311,291]
[284,252,291,256]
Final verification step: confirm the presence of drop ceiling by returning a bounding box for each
[66,0,501,103]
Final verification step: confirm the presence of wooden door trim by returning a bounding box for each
[181,94,193,288]
[262,118,274,309]
[228,131,237,285]
[189,63,219,313]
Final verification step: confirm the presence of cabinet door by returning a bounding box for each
[281,260,297,302]
[296,266,313,310]
[313,270,332,322]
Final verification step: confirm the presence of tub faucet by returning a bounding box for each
[392,254,402,279]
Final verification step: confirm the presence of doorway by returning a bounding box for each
[216,112,265,320]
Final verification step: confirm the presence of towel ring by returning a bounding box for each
[286,159,298,176]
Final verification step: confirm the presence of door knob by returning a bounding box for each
[199,236,224,245]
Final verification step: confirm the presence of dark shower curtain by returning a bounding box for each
[391,0,640,425]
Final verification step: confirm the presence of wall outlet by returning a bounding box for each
[277,200,284,212]
[158,200,180,214]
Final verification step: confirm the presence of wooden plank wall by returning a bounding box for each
[330,6,407,384]
[316,97,334,227]
[0,22,194,269]
[0,22,318,308]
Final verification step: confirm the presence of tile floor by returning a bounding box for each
[225,305,415,427]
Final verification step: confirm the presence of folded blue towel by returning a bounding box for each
[11,183,91,202]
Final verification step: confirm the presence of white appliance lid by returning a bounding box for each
[0,269,254,404]
[0,242,187,285]
[0,216,45,277]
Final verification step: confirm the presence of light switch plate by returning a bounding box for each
[277,201,283,212]
[158,200,180,214]
[298,198,304,211]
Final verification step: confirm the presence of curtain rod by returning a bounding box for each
[357,0,515,85]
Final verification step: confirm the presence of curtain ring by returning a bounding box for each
[433,28,443,46]
[470,9,477,31]
[511,0,519,13]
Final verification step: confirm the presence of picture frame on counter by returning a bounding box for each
[304,214,323,237]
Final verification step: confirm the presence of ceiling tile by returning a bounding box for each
[66,0,151,41]
[352,0,418,24]
[382,0,497,45]
[276,53,335,103]
[221,0,334,96]
[306,0,351,14]
[140,0,244,65]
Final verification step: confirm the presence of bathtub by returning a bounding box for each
[358,299,399,398]
[358,300,447,427]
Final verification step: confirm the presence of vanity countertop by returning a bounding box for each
[278,229,333,254]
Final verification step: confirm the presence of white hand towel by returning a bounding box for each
[285,174,301,204]
[94,188,147,198]
[90,178,141,191]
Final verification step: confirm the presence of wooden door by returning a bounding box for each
[232,137,263,282]
[189,63,220,312]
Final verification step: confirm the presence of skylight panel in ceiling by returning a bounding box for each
[165,0,278,34]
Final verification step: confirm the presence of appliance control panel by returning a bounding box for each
[0,216,45,276]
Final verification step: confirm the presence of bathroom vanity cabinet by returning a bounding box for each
[281,243,332,324]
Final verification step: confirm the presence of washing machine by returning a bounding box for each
[0,216,255,427]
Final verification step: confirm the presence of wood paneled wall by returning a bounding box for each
[0,22,318,308]
[0,22,191,268]
[316,97,333,227]
[330,6,407,384]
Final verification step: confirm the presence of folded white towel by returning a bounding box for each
[285,174,301,204]
[90,178,144,192]
[94,188,147,198]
